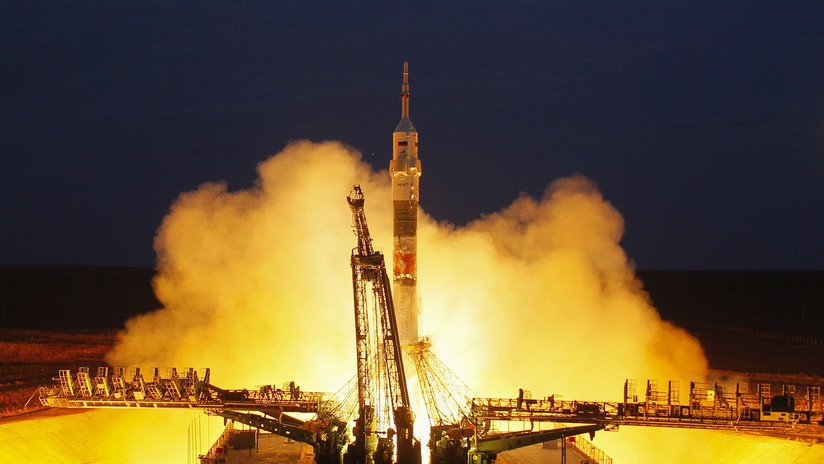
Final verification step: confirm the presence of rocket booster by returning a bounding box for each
[390,62,421,345]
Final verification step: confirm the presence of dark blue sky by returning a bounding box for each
[2,1,823,269]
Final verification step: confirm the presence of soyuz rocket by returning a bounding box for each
[390,62,421,345]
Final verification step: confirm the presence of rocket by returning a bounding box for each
[390,62,421,345]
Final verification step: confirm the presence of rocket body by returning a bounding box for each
[391,62,421,345]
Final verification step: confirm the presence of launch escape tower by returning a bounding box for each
[390,62,421,345]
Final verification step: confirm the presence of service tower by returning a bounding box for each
[390,62,421,345]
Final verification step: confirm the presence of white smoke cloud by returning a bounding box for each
[107,141,386,388]
[107,140,706,399]
[418,175,707,399]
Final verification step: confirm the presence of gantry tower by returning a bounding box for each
[347,185,421,464]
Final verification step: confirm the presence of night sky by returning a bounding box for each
[2,2,823,269]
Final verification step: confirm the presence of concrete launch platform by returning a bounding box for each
[219,432,305,464]
[497,443,589,464]
[221,435,588,464]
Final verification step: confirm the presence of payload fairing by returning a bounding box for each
[390,62,421,345]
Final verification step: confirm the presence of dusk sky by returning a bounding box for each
[2,2,823,269]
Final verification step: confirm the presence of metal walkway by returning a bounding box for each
[39,369,824,444]
[39,367,325,413]
[472,378,824,443]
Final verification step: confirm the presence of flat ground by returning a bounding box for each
[696,326,824,379]
[0,328,114,416]
[498,441,588,464]
[221,433,307,464]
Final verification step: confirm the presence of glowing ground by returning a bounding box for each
[0,408,223,464]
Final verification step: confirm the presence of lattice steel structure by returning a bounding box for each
[346,185,421,464]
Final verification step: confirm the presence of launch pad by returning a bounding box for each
[39,366,824,441]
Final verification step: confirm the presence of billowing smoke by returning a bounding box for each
[107,139,706,398]
[107,141,379,388]
[418,175,707,399]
